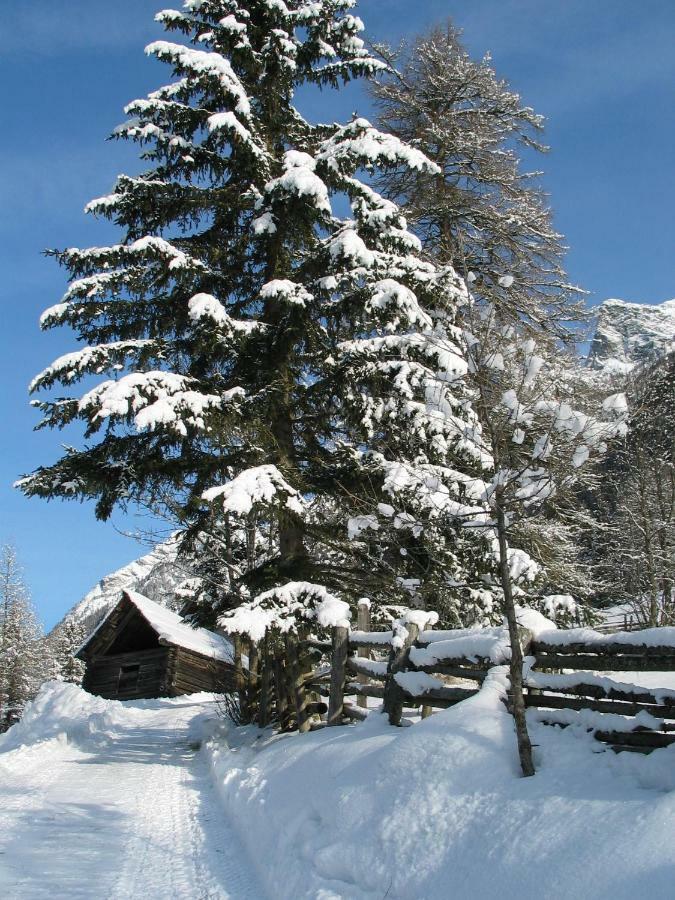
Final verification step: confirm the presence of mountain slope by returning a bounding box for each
[60,537,187,634]
[588,298,675,373]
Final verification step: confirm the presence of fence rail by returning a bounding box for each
[225,610,675,754]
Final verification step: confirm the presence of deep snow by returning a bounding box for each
[207,672,675,900]
[2,676,675,900]
[0,685,264,899]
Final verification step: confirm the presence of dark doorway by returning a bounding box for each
[118,664,140,694]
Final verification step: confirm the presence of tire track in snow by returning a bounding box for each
[0,698,265,900]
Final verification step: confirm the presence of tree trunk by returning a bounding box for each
[356,600,371,710]
[328,625,349,725]
[496,497,535,777]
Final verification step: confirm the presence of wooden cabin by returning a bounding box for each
[76,590,236,701]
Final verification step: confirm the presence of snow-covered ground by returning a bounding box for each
[0,685,264,899]
[207,672,675,900]
[2,676,675,899]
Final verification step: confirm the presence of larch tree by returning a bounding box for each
[20,1,486,626]
[371,22,583,333]
[367,24,623,773]
[370,23,597,593]
[460,300,625,775]
[589,352,674,624]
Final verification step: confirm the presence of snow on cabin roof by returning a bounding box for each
[80,590,235,663]
[125,591,235,662]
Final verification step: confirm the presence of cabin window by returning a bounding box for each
[117,664,140,694]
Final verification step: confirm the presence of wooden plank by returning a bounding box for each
[342,702,368,722]
[594,730,675,749]
[349,631,393,649]
[399,685,478,704]
[328,626,349,726]
[412,663,488,682]
[350,682,385,699]
[298,639,332,654]
[524,691,674,719]
[345,658,387,681]
[525,679,675,710]
[533,653,675,672]
[533,640,675,658]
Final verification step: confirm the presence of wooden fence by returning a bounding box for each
[227,605,675,753]
[525,636,675,753]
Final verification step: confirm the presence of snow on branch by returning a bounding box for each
[201,464,305,517]
[264,150,331,214]
[260,280,313,308]
[145,41,251,117]
[219,581,350,641]
[187,293,260,332]
[317,118,439,175]
[29,341,154,393]
[62,236,207,273]
[78,371,223,435]
[367,279,433,331]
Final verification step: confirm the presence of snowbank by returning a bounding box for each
[205,673,675,900]
[0,681,211,760]
[4,678,675,900]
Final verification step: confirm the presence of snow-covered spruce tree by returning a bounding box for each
[461,302,625,775]
[371,23,583,332]
[20,2,486,629]
[0,546,46,728]
[43,619,87,685]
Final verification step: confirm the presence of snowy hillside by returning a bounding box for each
[588,298,675,373]
[59,537,188,634]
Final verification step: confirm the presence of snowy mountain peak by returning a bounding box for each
[588,298,675,373]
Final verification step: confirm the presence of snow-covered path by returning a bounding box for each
[0,693,265,899]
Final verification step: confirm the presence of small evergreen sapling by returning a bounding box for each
[0,546,46,728]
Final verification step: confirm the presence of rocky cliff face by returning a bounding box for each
[588,298,675,373]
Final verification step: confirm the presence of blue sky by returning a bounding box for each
[1,0,673,629]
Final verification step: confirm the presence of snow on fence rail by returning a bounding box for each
[223,611,675,753]
[524,631,675,753]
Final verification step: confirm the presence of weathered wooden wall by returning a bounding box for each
[83,648,171,700]
[170,647,237,696]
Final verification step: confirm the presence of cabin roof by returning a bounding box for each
[77,590,235,663]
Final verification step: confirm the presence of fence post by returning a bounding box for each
[328,625,350,725]
[357,599,371,710]
[274,652,291,731]
[247,639,260,724]
[258,632,270,728]
[233,634,248,721]
[383,620,419,726]
[420,615,434,719]
[286,632,310,733]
